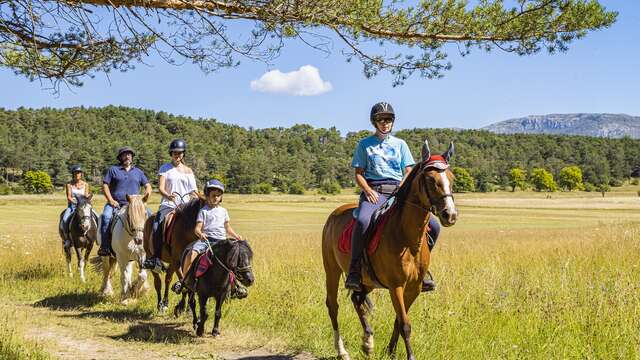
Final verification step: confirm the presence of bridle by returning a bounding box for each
[403,158,454,217]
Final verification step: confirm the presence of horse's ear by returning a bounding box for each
[443,141,454,163]
[421,140,431,162]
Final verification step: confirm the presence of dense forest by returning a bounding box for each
[0,106,638,193]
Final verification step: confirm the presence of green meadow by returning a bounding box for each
[0,188,639,359]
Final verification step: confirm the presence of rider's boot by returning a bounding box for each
[421,271,437,292]
[345,228,365,291]
[142,224,165,273]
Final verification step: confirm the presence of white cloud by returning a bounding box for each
[250,65,333,96]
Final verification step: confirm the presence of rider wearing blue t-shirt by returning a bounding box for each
[97,147,152,256]
[345,102,440,293]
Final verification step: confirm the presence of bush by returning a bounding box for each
[452,167,475,192]
[0,184,10,195]
[631,178,639,186]
[319,180,341,195]
[22,171,53,194]
[609,178,623,187]
[584,183,596,192]
[288,181,305,195]
[252,182,272,194]
[11,186,24,194]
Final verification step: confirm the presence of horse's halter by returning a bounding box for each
[74,202,93,236]
[209,241,253,285]
[117,207,145,244]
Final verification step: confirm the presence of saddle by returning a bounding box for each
[182,250,247,299]
[339,196,397,256]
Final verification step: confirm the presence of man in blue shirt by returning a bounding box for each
[97,147,153,256]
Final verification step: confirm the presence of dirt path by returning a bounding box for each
[11,303,315,360]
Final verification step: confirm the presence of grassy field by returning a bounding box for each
[0,188,639,359]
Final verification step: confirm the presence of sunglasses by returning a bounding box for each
[374,118,394,124]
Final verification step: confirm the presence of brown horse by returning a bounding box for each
[322,140,458,360]
[143,197,204,313]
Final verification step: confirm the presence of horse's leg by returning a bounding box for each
[101,256,114,296]
[325,262,349,360]
[189,292,198,330]
[211,294,224,337]
[120,260,133,303]
[64,246,73,278]
[196,294,208,337]
[163,265,174,312]
[174,292,187,318]
[152,272,165,313]
[74,246,85,282]
[352,290,374,357]
[388,286,418,360]
[387,318,401,357]
[134,268,149,298]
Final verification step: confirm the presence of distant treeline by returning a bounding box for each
[1,106,638,193]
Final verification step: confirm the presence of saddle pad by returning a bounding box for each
[195,252,212,278]
[163,210,177,245]
[339,204,396,256]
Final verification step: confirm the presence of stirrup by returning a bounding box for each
[97,247,111,257]
[344,272,362,291]
[63,239,71,249]
[171,281,184,294]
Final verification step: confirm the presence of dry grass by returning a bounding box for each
[0,189,639,359]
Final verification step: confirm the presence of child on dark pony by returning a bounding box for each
[171,179,242,294]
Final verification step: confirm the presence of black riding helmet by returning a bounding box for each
[117,146,135,160]
[168,139,187,155]
[70,165,84,174]
[370,102,396,125]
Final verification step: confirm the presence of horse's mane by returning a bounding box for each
[127,196,147,226]
[217,239,253,267]
[394,163,422,208]
[175,198,203,227]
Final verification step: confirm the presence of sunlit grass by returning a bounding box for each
[0,189,639,358]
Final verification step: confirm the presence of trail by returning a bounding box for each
[11,303,315,360]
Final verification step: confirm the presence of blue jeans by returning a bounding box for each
[100,204,116,250]
[100,203,152,250]
[60,203,76,233]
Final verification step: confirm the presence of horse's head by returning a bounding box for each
[76,193,94,233]
[414,140,458,227]
[125,194,148,244]
[224,239,255,287]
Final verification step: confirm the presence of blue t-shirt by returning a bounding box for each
[351,135,415,182]
[103,165,149,206]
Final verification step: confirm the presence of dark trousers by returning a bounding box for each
[151,207,173,257]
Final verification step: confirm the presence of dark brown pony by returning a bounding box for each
[322,140,458,360]
[143,197,204,313]
[58,194,97,282]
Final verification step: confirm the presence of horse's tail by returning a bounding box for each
[350,290,375,316]
[89,256,104,273]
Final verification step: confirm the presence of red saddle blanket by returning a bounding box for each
[339,205,396,255]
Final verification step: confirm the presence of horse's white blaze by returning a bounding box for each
[438,171,457,216]
[334,330,349,357]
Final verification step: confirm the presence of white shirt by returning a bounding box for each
[197,205,229,239]
[158,163,197,210]
[70,183,85,202]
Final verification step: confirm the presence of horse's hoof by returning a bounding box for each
[196,326,204,337]
[339,353,351,360]
[212,329,220,338]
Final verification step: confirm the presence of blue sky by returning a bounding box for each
[1,1,638,134]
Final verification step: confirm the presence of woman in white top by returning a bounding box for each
[144,139,199,272]
[60,165,91,248]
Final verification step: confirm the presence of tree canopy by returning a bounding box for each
[1,106,638,193]
[0,0,617,88]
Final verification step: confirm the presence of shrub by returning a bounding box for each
[288,181,305,195]
[0,184,10,195]
[22,171,53,194]
[584,183,596,192]
[609,178,623,187]
[452,167,475,192]
[631,178,639,186]
[11,186,24,195]
[252,182,272,194]
[319,180,341,195]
